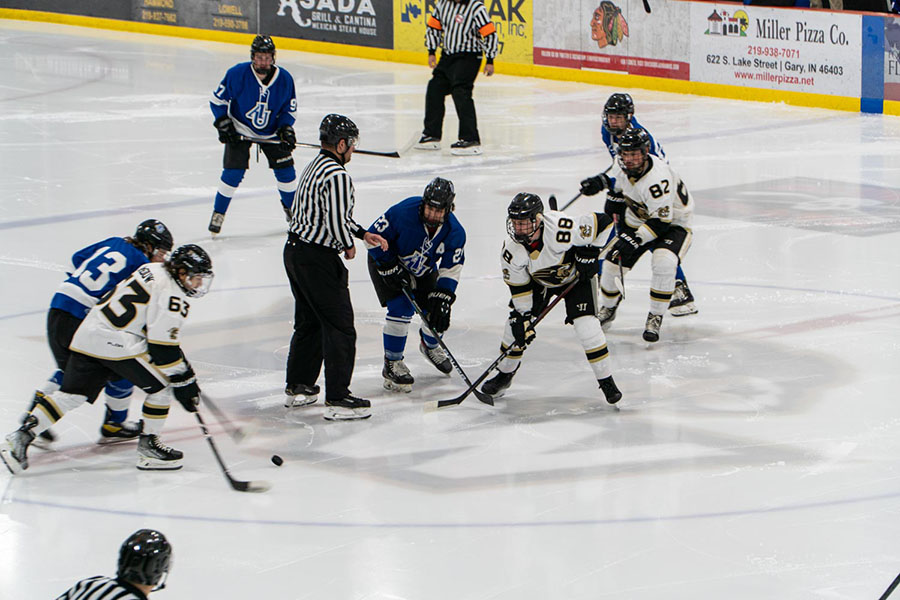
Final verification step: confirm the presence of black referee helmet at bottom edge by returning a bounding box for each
[118,529,172,587]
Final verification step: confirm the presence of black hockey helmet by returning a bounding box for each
[420,177,455,226]
[616,127,651,177]
[602,93,634,136]
[117,529,172,589]
[166,244,214,298]
[133,219,173,260]
[319,114,359,148]
[506,192,544,244]
[250,34,275,56]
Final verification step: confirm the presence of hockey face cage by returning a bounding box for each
[602,93,634,135]
[420,177,456,226]
[616,127,650,177]
[168,244,214,298]
[507,193,544,244]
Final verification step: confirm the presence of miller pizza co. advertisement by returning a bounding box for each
[885,19,900,102]
[394,0,533,65]
[263,0,394,49]
[532,0,690,80]
[690,4,861,96]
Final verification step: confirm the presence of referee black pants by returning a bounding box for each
[423,52,482,143]
[283,237,356,401]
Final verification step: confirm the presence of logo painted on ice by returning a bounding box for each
[245,88,271,129]
[277,0,377,28]
[590,1,628,50]
[704,9,749,37]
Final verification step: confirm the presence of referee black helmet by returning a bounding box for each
[118,529,172,588]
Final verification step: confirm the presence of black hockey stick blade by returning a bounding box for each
[241,136,400,158]
[642,0,651,13]
[548,195,558,210]
[194,411,271,493]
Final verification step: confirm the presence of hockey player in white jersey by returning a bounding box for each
[480,193,623,404]
[0,245,214,474]
[586,127,694,343]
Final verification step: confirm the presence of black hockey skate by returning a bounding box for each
[0,415,37,474]
[98,412,143,445]
[324,396,371,421]
[285,382,320,408]
[419,341,452,375]
[25,391,57,447]
[414,135,441,150]
[643,313,663,343]
[383,358,414,393]
[450,139,482,156]
[481,366,519,399]
[598,376,622,405]
[137,434,183,471]
[208,211,225,235]
[668,279,698,317]
[597,299,620,332]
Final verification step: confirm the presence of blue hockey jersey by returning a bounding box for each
[601,116,666,161]
[210,63,297,139]
[50,238,150,319]
[368,197,466,293]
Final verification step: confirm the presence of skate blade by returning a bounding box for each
[324,407,371,421]
[284,394,317,408]
[0,446,23,474]
[383,379,412,393]
[137,457,183,471]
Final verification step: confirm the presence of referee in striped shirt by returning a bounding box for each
[284,114,388,421]
[415,0,498,156]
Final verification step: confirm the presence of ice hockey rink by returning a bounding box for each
[2,18,900,599]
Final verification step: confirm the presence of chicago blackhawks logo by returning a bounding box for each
[590,1,628,49]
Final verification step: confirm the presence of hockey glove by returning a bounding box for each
[425,287,456,334]
[376,256,412,293]
[603,194,626,221]
[278,124,296,152]
[607,231,641,265]
[580,173,612,197]
[214,115,240,144]
[574,245,601,281]
[509,310,536,348]
[170,367,201,413]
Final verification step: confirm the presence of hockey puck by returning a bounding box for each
[271,454,283,466]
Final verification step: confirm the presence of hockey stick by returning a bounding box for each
[879,571,900,600]
[240,136,400,158]
[400,287,494,406]
[194,411,270,493]
[612,214,626,299]
[548,195,559,210]
[201,393,259,445]
[424,279,578,411]
[560,192,583,212]
[642,0,651,13]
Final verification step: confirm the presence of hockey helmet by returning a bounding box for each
[506,192,544,244]
[167,244,214,298]
[616,127,651,177]
[117,529,172,589]
[420,177,455,226]
[133,219,173,261]
[602,93,634,136]
[319,114,359,149]
[250,34,275,56]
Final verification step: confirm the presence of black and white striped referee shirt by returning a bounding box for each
[56,575,148,600]
[426,0,498,61]
[289,150,366,250]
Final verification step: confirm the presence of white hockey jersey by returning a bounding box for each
[71,263,190,362]
[607,156,694,244]
[502,211,613,314]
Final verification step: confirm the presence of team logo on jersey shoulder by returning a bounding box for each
[658,205,670,218]
[502,267,511,282]
[580,224,593,239]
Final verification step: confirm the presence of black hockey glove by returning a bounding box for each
[425,287,456,334]
[170,367,201,413]
[509,310,536,348]
[376,256,412,293]
[278,124,296,152]
[574,245,601,281]
[580,173,612,197]
[214,115,240,144]
[603,194,626,220]
[607,231,641,265]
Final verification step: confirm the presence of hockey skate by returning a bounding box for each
[643,312,663,343]
[597,301,620,332]
[0,415,37,474]
[668,280,698,317]
[98,410,142,445]
[419,341,452,375]
[137,434,183,471]
[450,140,482,156]
[25,391,57,448]
[481,366,519,399]
[598,376,623,405]
[383,358,414,393]
[284,382,320,408]
[208,211,225,235]
[414,135,441,150]
[324,396,371,421]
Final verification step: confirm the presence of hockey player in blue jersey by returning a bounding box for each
[366,177,466,392]
[26,219,174,445]
[580,92,699,317]
[208,34,298,235]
